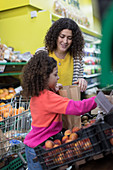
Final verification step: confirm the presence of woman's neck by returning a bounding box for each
[54,50,67,59]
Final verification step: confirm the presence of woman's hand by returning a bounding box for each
[74,78,87,92]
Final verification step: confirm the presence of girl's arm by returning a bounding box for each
[66,96,97,116]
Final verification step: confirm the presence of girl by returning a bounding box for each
[21,51,97,170]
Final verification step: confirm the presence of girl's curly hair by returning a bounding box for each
[45,18,84,60]
[21,51,57,98]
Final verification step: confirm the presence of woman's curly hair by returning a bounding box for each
[21,51,57,98]
[45,18,84,60]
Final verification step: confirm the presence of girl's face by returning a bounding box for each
[56,29,72,53]
[48,66,59,89]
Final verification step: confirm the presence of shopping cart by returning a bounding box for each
[0,94,31,169]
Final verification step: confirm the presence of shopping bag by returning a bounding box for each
[59,85,81,130]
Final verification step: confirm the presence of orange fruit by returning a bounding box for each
[0,97,6,100]
[17,107,25,114]
[9,93,14,98]
[0,89,3,94]
[0,106,5,114]
[12,108,18,116]
[0,116,3,121]
[3,111,9,118]
[5,103,11,108]
[0,93,6,99]
[5,95,11,100]
[0,102,5,106]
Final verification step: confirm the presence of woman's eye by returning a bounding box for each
[59,35,64,38]
[59,35,72,40]
[68,37,72,40]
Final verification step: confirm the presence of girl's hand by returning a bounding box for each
[105,95,113,105]
[55,83,63,92]
[74,78,87,92]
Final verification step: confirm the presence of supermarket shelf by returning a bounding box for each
[52,13,62,22]
[84,73,101,79]
[0,62,27,65]
[87,82,100,89]
[0,72,22,76]
[51,13,102,38]
[0,62,26,76]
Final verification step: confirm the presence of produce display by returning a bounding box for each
[0,90,113,169]
[53,0,90,28]
[0,94,31,166]
[0,43,32,63]
[0,87,16,101]
[33,111,113,169]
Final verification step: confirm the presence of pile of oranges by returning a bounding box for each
[0,102,25,121]
[0,87,16,100]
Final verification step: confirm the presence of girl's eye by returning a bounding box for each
[54,72,58,76]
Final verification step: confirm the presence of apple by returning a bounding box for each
[74,141,82,157]
[110,137,113,145]
[62,135,68,144]
[55,153,65,164]
[45,140,54,150]
[54,139,61,145]
[65,149,75,160]
[82,138,92,151]
[72,126,80,133]
[64,129,72,136]
[90,119,96,124]
[65,139,73,143]
[69,133,78,141]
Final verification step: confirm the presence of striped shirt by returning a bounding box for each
[72,58,84,85]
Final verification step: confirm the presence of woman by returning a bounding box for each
[36,18,87,91]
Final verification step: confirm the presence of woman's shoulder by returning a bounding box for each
[35,47,48,54]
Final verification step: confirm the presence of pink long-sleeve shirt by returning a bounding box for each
[24,89,97,148]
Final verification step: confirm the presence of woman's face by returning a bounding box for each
[48,66,59,89]
[56,29,72,53]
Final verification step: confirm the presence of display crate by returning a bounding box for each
[34,125,103,170]
[95,112,113,153]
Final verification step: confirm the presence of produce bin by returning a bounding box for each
[95,112,113,153]
[34,125,103,170]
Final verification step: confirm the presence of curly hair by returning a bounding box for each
[45,18,85,60]
[21,51,57,98]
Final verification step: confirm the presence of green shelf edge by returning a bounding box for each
[0,72,22,76]
[0,62,27,65]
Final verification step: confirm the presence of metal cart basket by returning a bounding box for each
[0,94,31,169]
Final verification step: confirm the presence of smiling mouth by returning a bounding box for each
[61,45,68,49]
